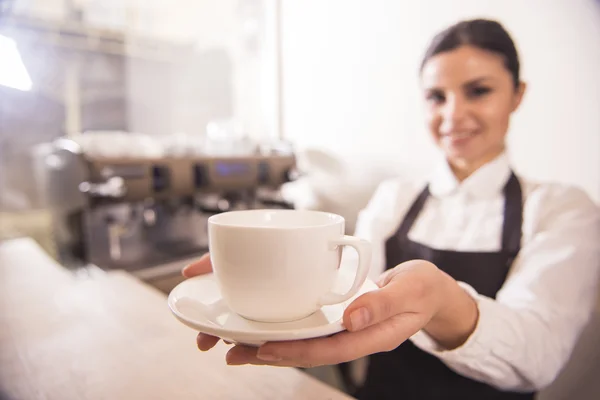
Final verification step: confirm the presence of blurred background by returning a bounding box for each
[0,0,281,246]
[1,0,599,398]
[2,0,599,238]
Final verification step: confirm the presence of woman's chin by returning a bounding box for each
[442,145,505,172]
[442,146,477,162]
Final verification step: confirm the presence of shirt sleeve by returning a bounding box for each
[409,185,600,392]
[339,177,411,281]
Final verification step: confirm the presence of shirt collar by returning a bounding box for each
[428,152,512,199]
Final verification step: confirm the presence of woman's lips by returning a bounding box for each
[441,131,477,146]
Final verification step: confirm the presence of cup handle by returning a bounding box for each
[318,235,372,306]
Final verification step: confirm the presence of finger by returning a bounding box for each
[197,333,220,351]
[225,345,266,366]
[182,253,213,278]
[252,312,429,368]
[343,260,438,331]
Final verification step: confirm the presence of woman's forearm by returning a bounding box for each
[423,270,480,350]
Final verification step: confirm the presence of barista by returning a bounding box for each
[182,18,600,400]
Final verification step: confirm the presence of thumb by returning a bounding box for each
[342,270,413,332]
[182,253,213,278]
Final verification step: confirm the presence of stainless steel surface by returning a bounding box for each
[84,200,210,271]
[31,136,298,275]
[31,140,88,211]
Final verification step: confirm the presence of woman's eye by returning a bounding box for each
[467,86,491,98]
[426,91,445,104]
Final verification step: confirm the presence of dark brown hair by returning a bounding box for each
[420,19,521,88]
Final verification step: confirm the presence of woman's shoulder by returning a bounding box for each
[518,175,600,233]
[351,174,428,242]
[358,174,429,226]
[520,176,598,212]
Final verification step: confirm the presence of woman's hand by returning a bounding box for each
[181,255,479,367]
[182,253,213,278]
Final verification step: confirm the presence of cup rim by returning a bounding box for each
[207,209,344,229]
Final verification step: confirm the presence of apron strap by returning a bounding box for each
[394,184,430,240]
[501,172,523,265]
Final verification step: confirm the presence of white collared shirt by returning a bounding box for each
[345,152,600,392]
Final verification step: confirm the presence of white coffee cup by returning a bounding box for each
[208,209,372,323]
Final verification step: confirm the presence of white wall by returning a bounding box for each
[281,0,600,203]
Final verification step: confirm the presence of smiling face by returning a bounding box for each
[420,45,526,176]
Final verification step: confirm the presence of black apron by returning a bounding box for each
[354,172,536,400]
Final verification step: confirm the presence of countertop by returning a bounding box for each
[0,237,353,400]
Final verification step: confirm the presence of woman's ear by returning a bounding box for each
[512,81,527,112]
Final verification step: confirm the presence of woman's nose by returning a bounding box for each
[439,96,468,134]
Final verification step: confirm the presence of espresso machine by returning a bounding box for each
[31,135,297,280]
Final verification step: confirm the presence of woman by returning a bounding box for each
[182,19,600,399]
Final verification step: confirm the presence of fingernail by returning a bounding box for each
[257,349,282,362]
[349,307,370,331]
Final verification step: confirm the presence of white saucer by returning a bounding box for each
[167,269,378,347]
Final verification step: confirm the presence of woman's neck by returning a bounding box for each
[449,148,505,182]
